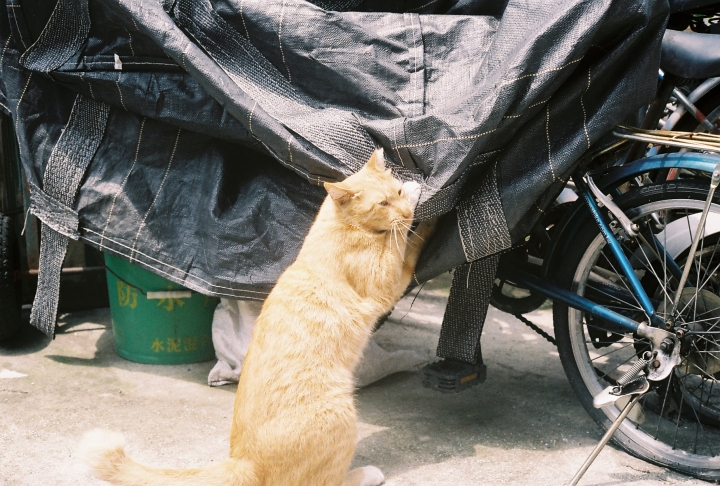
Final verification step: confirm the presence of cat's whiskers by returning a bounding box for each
[392,219,413,238]
[389,220,407,259]
[391,222,402,256]
[397,220,424,241]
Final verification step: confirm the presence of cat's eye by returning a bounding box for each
[398,189,403,196]
[379,200,389,206]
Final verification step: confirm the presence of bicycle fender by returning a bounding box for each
[543,152,720,281]
[597,152,720,188]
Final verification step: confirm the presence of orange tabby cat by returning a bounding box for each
[81,149,433,486]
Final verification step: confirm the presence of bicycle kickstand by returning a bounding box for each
[568,392,645,486]
[568,351,655,485]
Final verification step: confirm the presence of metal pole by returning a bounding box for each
[568,393,644,486]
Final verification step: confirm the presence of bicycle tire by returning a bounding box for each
[553,181,720,480]
[0,213,21,341]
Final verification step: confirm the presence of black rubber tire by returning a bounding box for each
[0,213,21,341]
[553,181,720,480]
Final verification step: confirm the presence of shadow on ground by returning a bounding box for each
[0,276,708,485]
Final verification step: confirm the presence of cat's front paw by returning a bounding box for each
[358,466,385,486]
[402,181,422,211]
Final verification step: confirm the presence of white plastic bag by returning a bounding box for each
[207,299,262,386]
[208,298,427,387]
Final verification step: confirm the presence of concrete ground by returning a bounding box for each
[0,274,710,486]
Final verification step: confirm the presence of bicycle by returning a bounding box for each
[494,4,720,482]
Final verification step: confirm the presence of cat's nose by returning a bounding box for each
[402,210,411,220]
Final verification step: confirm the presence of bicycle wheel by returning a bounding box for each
[554,181,720,480]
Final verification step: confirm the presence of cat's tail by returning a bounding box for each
[79,429,256,486]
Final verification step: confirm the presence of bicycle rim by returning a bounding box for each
[566,191,720,473]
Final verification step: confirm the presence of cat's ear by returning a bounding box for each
[324,182,354,203]
[365,148,386,172]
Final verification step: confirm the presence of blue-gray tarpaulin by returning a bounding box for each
[0,0,668,336]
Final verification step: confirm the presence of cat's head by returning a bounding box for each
[324,149,413,234]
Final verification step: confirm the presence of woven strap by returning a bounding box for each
[436,255,499,364]
[30,95,110,337]
[18,0,90,73]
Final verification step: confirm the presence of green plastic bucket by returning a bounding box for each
[104,253,219,364]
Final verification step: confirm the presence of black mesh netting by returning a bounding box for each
[0,0,667,327]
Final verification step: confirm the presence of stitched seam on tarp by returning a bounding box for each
[15,72,32,113]
[498,57,583,88]
[123,26,135,57]
[581,68,591,149]
[83,228,272,297]
[0,36,11,74]
[396,128,497,149]
[180,41,191,70]
[80,72,96,100]
[130,127,181,261]
[100,117,146,250]
[278,0,291,83]
[9,3,28,50]
[19,0,90,72]
[502,96,553,119]
[248,101,257,134]
[546,103,556,181]
[116,72,128,110]
[239,0,250,40]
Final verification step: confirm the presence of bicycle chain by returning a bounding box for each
[513,312,557,346]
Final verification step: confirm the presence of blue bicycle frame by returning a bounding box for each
[503,151,720,335]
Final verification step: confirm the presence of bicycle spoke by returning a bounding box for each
[587,281,644,311]
[598,251,646,314]
[656,375,673,440]
[624,237,674,303]
[588,342,637,362]
[564,188,720,474]
[676,374,716,457]
[700,231,720,288]
[673,360,690,450]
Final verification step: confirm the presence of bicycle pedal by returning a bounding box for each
[422,359,487,393]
